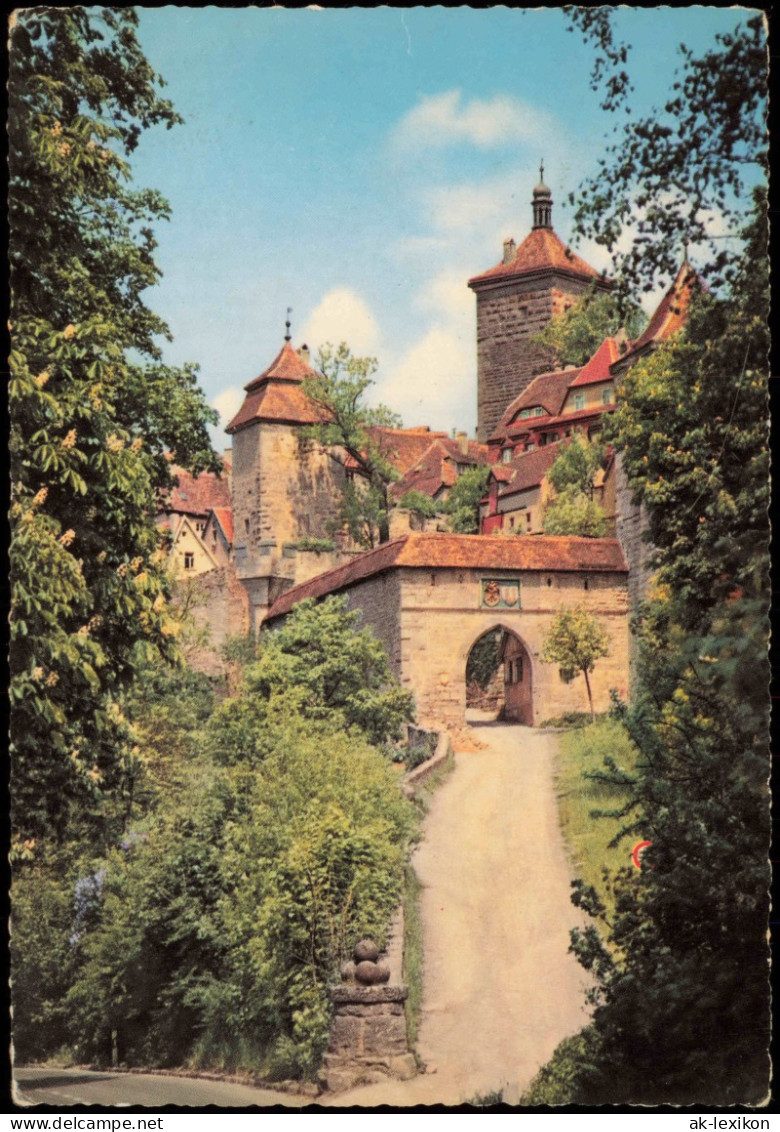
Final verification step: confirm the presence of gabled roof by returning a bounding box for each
[171,515,220,569]
[568,338,620,388]
[226,341,325,433]
[391,436,490,500]
[352,426,449,477]
[264,532,628,621]
[469,227,606,288]
[615,262,699,367]
[491,443,561,497]
[161,461,231,517]
[490,368,579,442]
[208,507,234,545]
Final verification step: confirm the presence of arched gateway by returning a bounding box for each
[264,533,630,730]
[465,626,533,724]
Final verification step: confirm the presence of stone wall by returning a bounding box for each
[613,453,655,677]
[341,564,630,729]
[231,421,346,581]
[172,565,251,675]
[474,276,597,442]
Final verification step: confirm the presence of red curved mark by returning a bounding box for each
[631,840,653,869]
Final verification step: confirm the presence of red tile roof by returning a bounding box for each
[541,404,615,430]
[390,436,490,500]
[264,532,627,621]
[366,426,450,476]
[568,338,620,388]
[469,227,607,288]
[226,341,326,433]
[245,340,318,390]
[492,443,561,497]
[210,507,234,544]
[616,262,699,366]
[490,367,579,441]
[162,461,231,517]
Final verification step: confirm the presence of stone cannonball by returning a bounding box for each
[355,960,384,985]
[340,960,356,982]
[375,961,391,984]
[353,938,380,963]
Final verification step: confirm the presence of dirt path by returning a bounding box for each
[332,720,590,1107]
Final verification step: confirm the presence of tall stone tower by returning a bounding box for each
[225,335,346,631]
[468,173,612,442]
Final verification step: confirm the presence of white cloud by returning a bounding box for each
[211,386,243,428]
[301,288,382,357]
[376,324,475,433]
[416,269,475,325]
[392,90,550,151]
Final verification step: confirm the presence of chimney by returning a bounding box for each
[298,343,310,365]
[456,431,469,456]
[502,238,516,265]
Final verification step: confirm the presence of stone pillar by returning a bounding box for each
[320,938,417,1092]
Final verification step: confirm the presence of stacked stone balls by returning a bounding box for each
[341,939,390,985]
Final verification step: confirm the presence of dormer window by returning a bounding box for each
[502,447,512,464]
[573,392,585,411]
[533,406,545,417]
[601,385,613,405]
[521,409,532,419]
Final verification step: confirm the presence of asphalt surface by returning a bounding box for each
[13,1067,307,1109]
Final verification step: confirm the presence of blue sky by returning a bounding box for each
[130,6,760,446]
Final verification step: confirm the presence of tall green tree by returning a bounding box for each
[302,342,403,547]
[8,8,220,848]
[535,10,771,1104]
[565,9,767,293]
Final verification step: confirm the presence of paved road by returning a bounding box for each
[330,721,591,1107]
[13,1067,307,1108]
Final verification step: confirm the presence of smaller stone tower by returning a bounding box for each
[469,171,613,443]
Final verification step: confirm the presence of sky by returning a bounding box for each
[129,6,760,447]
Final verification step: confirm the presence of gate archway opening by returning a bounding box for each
[465,626,533,725]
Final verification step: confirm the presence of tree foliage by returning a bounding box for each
[302,342,402,547]
[543,435,607,537]
[207,596,415,758]
[533,287,644,367]
[542,609,610,721]
[8,8,219,849]
[565,9,768,294]
[444,465,491,534]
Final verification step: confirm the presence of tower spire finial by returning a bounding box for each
[532,165,553,230]
[284,307,292,342]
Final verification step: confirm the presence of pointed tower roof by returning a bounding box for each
[226,340,324,434]
[469,171,609,290]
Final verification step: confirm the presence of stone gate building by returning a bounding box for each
[264,532,630,728]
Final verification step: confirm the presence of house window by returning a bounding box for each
[574,392,585,411]
[526,442,536,452]
[602,386,613,405]
[533,406,545,417]
[502,447,512,463]
[526,511,532,531]
[521,409,532,419]
[184,552,195,570]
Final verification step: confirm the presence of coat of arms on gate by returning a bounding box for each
[481,578,521,608]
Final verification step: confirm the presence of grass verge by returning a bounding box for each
[401,862,424,1053]
[554,716,638,920]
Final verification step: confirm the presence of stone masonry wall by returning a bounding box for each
[340,565,629,729]
[613,453,655,678]
[173,565,250,675]
[232,421,345,581]
[475,276,597,442]
[400,567,629,727]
